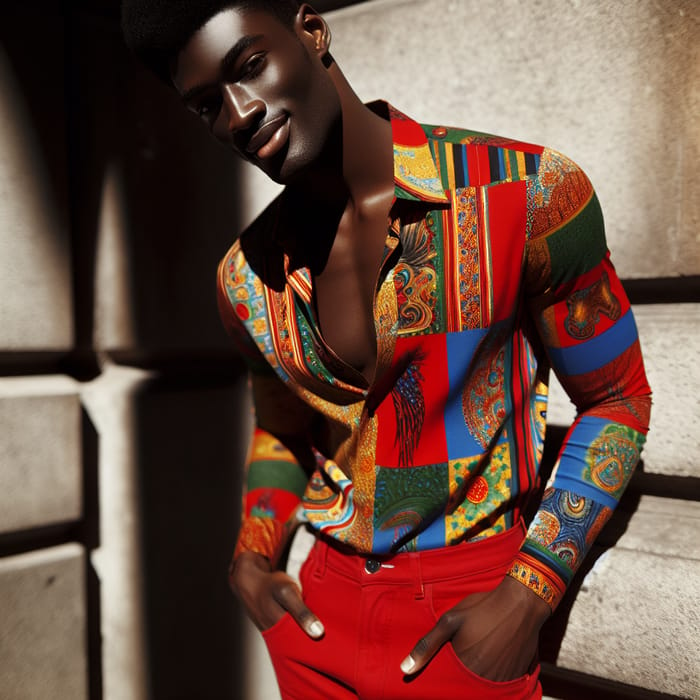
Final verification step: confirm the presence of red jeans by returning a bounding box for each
[262,520,542,700]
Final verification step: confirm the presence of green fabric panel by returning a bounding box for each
[427,209,446,335]
[395,183,421,201]
[422,123,496,144]
[508,150,520,182]
[248,459,308,495]
[521,540,575,584]
[546,193,608,287]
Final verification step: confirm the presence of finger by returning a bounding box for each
[273,578,325,639]
[400,612,461,675]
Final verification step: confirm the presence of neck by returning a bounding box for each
[288,64,394,213]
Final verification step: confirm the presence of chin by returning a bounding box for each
[266,152,315,186]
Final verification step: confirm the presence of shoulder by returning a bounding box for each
[420,121,543,154]
[418,121,546,187]
[523,148,608,291]
[526,147,601,242]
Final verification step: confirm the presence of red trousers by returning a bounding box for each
[262,520,542,700]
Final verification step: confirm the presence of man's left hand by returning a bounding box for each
[400,575,551,681]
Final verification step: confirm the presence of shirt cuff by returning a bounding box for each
[506,551,567,610]
[232,516,285,564]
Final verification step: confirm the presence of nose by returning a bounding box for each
[216,83,264,140]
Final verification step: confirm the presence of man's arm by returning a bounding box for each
[506,153,651,610]
[217,258,325,638]
[230,375,325,638]
[401,150,651,680]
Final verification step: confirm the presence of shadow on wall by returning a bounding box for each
[2,3,256,699]
[135,373,248,700]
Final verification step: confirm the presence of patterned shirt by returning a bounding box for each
[217,102,651,609]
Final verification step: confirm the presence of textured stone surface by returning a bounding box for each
[0,376,82,533]
[0,21,73,351]
[557,541,700,698]
[242,0,700,280]
[547,304,700,478]
[83,362,250,700]
[82,364,152,700]
[71,13,242,356]
[613,495,700,560]
[0,544,87,700]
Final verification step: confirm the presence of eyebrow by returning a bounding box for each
[180,34,264,104]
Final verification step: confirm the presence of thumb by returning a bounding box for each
[400,613,461,675]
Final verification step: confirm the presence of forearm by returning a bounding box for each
[233,426,310,568]
[509,340,651,609]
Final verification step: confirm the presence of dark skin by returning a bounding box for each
[173,4,550,682]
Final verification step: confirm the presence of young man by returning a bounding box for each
[122,2,652,698]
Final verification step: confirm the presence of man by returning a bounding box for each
[121,2,651,698]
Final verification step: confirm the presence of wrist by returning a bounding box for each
[499,573,552,626]
[229,551,271,593]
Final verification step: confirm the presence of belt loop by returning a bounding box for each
[410,552,425,600]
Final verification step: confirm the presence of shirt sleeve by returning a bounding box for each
[506,149,652,609]
[217,255,315,568]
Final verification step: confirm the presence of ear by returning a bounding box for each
[295,4,332,60]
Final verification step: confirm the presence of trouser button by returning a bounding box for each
[364,558,381,574]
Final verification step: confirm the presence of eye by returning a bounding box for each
[194,95,222,121]
[240,52,266,81]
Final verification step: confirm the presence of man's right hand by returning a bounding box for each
[230,551,325,638]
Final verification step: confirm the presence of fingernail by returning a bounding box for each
[309,620,324,638]
[400,655,415,674]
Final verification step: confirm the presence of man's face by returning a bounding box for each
[172,7,341,184]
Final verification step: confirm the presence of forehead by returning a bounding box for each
[172,8,295,94]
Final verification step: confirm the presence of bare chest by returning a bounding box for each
[313,213,391,385]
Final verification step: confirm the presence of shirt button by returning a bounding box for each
[364,558,381,574]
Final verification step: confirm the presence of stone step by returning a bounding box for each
[542,496,700,699]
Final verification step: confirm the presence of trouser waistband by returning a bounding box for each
[306,519,526,598]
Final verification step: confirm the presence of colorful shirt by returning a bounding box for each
[217,102,651,609]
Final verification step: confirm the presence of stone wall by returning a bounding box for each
[0,4,250,698]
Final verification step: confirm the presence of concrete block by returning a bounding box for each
[83,364,250,700]
[635,304,700,479]
[0,16,73,351]
[613,495,700,561]
[61,13,244,356]
[0,376,82,533]
[0,544,87,700]
[556,544,700,698]
[548,304,700,479]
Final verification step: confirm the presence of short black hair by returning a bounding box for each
[121,0,301,83]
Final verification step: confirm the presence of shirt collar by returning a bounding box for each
[271,101,449,291]
[367,101,449,204]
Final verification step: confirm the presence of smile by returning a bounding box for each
[246,115,290,159]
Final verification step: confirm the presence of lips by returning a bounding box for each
[245,114,290,158]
